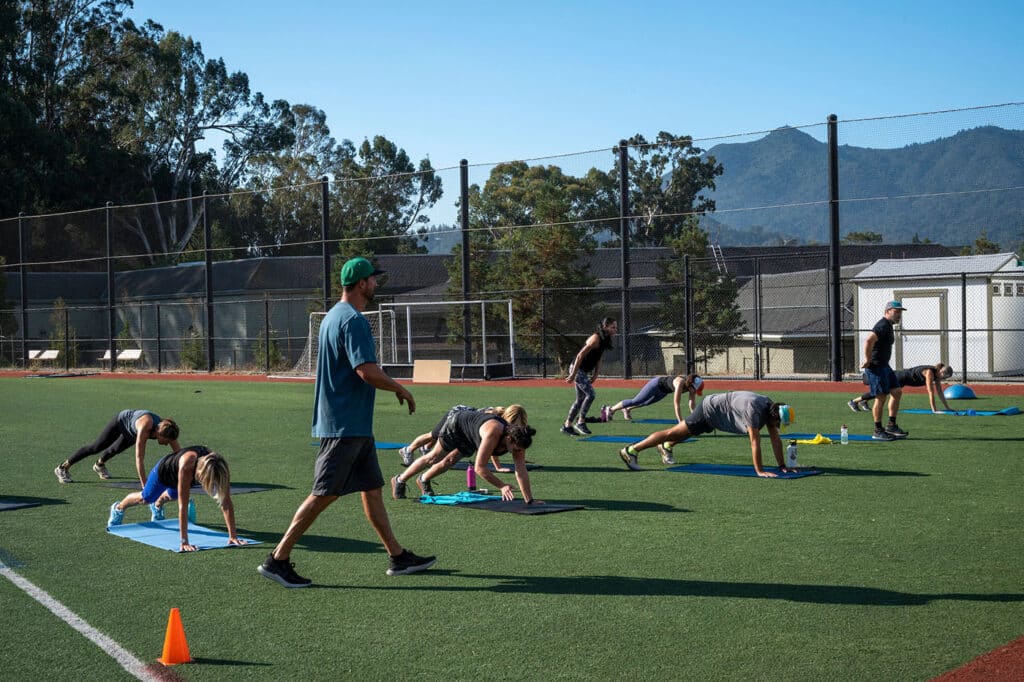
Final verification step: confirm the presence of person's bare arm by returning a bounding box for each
[355,362,415,414]
[134,414,155,486]
[565,334,600,383]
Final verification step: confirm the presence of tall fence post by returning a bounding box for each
[684,255,693,373]
[753,257,762,380]
[106,201,116,372]
[460,159,472,363]
[264,294,271,374]
[203,191,214,372]
[18,212,27,366]
[321,176,331,314]
[827,113,843,381]
[156,303,162,373]
[961,272,968,383]
[618,140,632,379]
[540,287,547,378]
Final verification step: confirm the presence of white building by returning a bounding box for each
[852,253,1024,377]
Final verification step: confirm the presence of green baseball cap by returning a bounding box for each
[340,257,385,286]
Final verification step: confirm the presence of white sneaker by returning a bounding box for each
[92,462,111,480]
[54,465,73,484]
[150,502,165,522]
[399,446,414,467]
[107,501,124,527]
[658,444,676,465]
[618,447,642,471]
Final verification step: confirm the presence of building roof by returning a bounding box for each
[853,252,1023,280]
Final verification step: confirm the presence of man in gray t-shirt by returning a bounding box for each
[618,391,796,478]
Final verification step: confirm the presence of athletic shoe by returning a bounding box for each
[418,445,430,455]
[107,501,124,527]
[658,444,676,465]
[618,447,642,471]
[391,475,407,499]
[622,408,632,421]
[871,428,896,441]
[150,502,164,522]
[386,549,437,576]
[416,476,436,497]
[847,400,860,413]
[859,402,872,411]
[560,425,576,436]
[54,465,73,484]
[257,553,312,588]
[188,499,196,523]
[600,405,611,422]
[573,422,592,436]
[92,462,111,480]
[399,446,414,467]
[885,423,909,439]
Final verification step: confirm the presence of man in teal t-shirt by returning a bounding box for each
[259,257,437,587]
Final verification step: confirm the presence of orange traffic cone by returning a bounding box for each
[158,607,192,665]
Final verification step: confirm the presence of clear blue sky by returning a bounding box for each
[128,0,1022,171]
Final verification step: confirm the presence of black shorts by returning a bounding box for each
[311,437,384,497]
[683,402,715,437]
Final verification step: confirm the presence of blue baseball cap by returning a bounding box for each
[340,257,385,286]
[885,300,907,311]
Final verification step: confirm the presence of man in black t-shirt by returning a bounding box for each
[860,300,909,441]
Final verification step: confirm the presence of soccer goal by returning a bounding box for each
[286,309,396,376]
[377,299,515,380]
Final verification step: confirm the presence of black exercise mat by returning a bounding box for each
[461,499,584,514]
[448,460,541,471]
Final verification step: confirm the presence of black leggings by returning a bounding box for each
[67,414,132,465]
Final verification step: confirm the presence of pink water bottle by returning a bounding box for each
[466,465,476,490]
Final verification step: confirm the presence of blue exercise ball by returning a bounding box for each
[944,384,977,400]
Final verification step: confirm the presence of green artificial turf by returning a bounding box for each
[0,377,1021,680]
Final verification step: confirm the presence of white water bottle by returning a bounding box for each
[786,440,798,468]
[840,424,849,445]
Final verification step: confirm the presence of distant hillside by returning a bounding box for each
[702,125,1024,249]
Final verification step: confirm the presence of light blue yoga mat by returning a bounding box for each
[583,435,698,444]
[784,432,876,442]
[107,520,259,552]
[902,407,1020,416]
[667,463,821,478]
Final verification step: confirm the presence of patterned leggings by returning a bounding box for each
[566,370,596,424]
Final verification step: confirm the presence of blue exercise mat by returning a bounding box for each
[449,460,541,471]
[419,491,501,505]
[583,435,697,444]
[107,520,259,552]
[783,432,876,442]
[632,418,677,424]
[902,407,1020,416]
[667,463,821,478]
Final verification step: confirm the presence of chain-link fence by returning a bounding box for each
[3,105,1023,380]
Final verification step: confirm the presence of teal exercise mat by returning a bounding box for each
[419,492,583,514]
[666,463,821,478]
[107,520,259,552]
[310,441,407,449]
[902,407,1020,416]
[583,435,697,444]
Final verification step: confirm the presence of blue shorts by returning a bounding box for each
[863,365,899,396]
[141,465,178,504]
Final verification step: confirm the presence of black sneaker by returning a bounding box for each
[847,399,860,413]
[560,425,576,436]
[416,476,436,496]
[387,549,437,576]
[872,428,896,441]
[391,475,407,499]
[573,422,592,436]
[257,554,312,588]
[885,423,909,438]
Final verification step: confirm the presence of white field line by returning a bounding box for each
[0,560,158,681]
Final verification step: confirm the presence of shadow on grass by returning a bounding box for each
[233,528,380,555]
[0,495,66,510]
[558,498,689,513]
[811,467,929,477]
[351,573,1024,606]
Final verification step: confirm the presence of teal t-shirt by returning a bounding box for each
[311,301,378,438]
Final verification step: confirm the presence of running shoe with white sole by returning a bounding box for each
[618,447,642,471]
